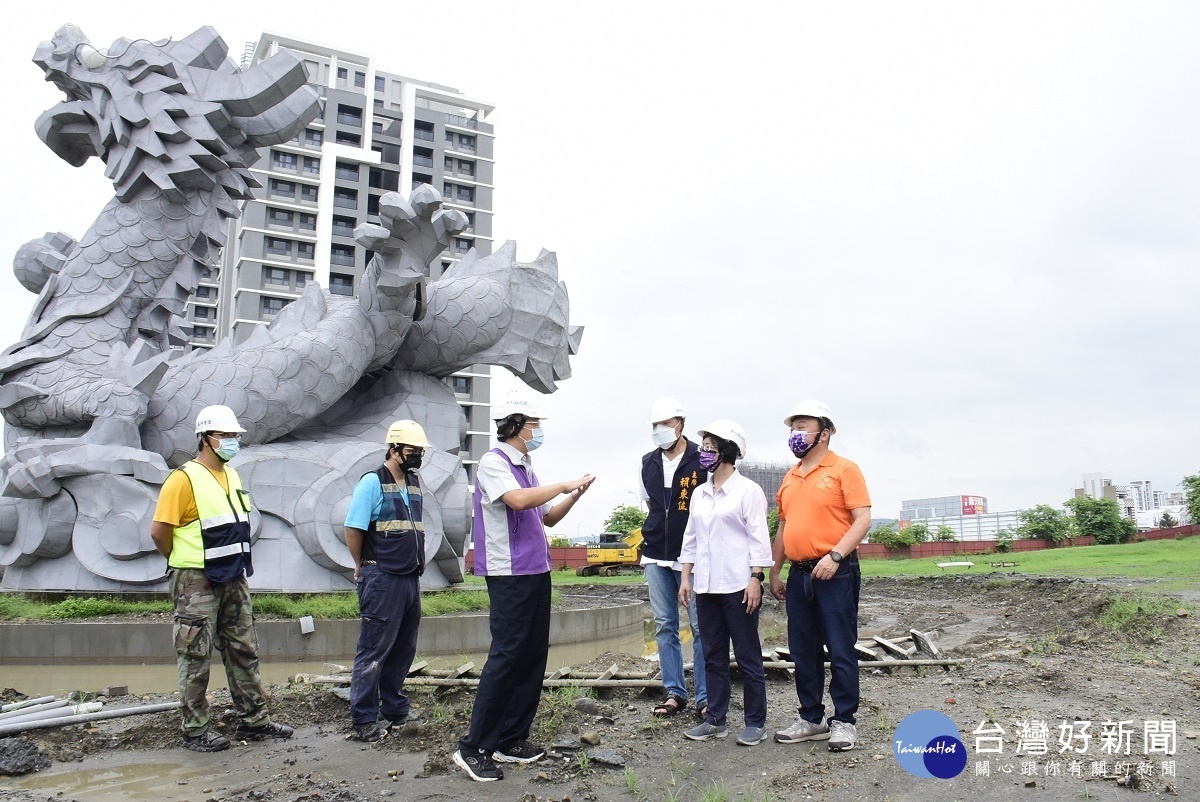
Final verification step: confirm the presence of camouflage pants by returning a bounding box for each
[170,568,269,735]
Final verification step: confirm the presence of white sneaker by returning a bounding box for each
[774,715,830,744]
[828,720,857,752]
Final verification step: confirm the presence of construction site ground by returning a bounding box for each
[1,574,1197,802]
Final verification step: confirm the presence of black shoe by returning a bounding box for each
[234,721,294,741]
[492,739,545,763]
[454,747,504,781]
[182,730,231,752]
[352,722,388,743]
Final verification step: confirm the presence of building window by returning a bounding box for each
[331,215,356,238]
[455,238,471,254]
[464,211,475,231]
[193,305,211,319]
[444,156,454,171]
[335,162,359,181]
[458,159,475,177]
[374,75,385,93]
[451,376,472,395]
[330,245,355,266]
[305,128,323,147]
[456,185,475,203]
[302,156,321,174]
[333,188,358,209]
[337,66,348,80]
[354,71,365,88]
[298,213,316,231]
[264,266,290,285]
[261,296,289,317]
[412,173,432,190]
[337,104,362,128]
[367,194,380,215]
[297,272,313,287]
[335,131,362,146]
[413,147,433,168]
[265,238,291,257]
[272,150,297,170]
[200,267,213,280]
[195,285,212,299]
[267,208,294,227]
[330,272,354,296]
[443,182,453,197]
[369,168,398,191]
[444,130,454,144]
[297,242,315,261]
[372,121,383,134]
[415,121,435,142]
[457,133,476,151]
[269,179,294,199]
[300,184,318,203]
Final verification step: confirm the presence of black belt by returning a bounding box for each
[791,558,821,572]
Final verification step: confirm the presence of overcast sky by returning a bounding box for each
[2,2,1197,537]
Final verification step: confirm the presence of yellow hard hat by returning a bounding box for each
[385,420,432,448]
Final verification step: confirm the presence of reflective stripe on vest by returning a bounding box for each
[174,461,254,581]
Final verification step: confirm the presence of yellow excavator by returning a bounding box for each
[576,529,644,576]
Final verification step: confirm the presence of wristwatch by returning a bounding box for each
[750,571,766,582]
[828,551,843,563]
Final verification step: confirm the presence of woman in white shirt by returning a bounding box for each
[678,419,773,746]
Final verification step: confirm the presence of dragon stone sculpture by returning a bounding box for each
[0,25,581,591]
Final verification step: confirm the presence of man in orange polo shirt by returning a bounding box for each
[768,400,871,753]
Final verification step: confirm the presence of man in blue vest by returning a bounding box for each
[150,405,293,752]
[343,420,433,743]
[454,392,595,782]
[640,397,709,719]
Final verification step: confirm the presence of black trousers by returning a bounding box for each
[460,571,552,753]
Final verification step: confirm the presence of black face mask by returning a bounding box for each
[400,452,423,472]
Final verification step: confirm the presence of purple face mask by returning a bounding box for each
[698,449,719,470]
[789,430,817,458]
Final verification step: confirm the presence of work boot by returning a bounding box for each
[182,729,231,752]
[234,720,294,741]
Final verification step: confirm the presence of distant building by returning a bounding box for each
[1074,473,1135,520]
[1128,480,1153,512]
[899,494,988,522]
[739,462,791,511]
[893,510,1022,542]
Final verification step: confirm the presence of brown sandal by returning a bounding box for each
[652,695,686,717]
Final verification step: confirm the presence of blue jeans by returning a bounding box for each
[697,591,766,728]
[350,567,421,726]
[645,563,707,706]
[785,556,861,725]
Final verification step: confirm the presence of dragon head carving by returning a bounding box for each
[33,24,321,206]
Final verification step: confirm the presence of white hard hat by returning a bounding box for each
[648,397,685,424]
[195,404,246,434]
[385,420,432,448]
[697,419,748,459]
[784,400,835,432]
[492,390,549,421]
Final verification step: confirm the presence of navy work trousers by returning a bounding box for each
[350,566,421,726]
[696,590,767,728]
[785,556,861,725]
[460,571,552,753]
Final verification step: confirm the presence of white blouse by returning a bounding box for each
[679,469,773,594]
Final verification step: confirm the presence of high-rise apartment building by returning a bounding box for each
[185,33,496,476]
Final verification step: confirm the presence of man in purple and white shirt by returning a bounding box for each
[454,392,595,783]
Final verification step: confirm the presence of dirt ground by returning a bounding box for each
[1,575,1197,802]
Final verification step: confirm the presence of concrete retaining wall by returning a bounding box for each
[0,599,644,665]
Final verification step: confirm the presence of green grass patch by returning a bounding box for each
[1099,593,1190,634]
[860,537,1200,587]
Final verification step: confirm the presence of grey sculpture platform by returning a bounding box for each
[0,25,582,592]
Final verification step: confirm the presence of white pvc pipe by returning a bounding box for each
[0,702,180,737]
[0,696,56,713]
[0,699,69,721]
[0,702,102,726]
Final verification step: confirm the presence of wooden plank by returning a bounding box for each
[910,629,942,658]
[873,636,911,659]
[407,660,429,677]
[855,643,880,661]
[449,662,475,679]
[597,663,619,681]
[546,666,571,680]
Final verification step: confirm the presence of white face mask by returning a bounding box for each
[651,424,679,449]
